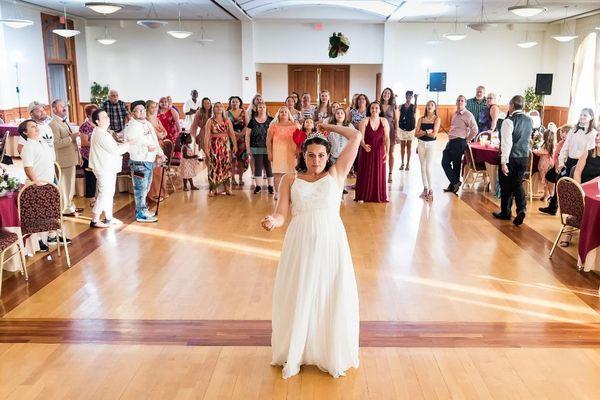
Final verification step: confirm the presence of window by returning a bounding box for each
[569,33,597,124]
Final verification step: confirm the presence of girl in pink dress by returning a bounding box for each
[267,106,300,196]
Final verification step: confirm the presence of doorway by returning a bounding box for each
[288,65,350,105]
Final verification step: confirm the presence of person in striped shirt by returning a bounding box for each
[466,86,487,132]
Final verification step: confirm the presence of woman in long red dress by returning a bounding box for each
[158,96,181,157]
[355,101,390,203]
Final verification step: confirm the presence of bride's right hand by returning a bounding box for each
[261,216,276,231]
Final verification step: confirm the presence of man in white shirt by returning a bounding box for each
[18,101,54,155]
[123,100,165,223]
[183,89,200,130]
[19,119,57,252]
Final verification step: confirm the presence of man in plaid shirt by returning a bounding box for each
[101,89,129,133]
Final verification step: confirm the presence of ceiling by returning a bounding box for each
[14,0,600,22]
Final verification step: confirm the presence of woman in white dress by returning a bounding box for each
[261,122,362,379]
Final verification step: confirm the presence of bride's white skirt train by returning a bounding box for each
[271,208,360,379]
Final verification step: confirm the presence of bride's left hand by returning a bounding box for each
[261,216,276,231]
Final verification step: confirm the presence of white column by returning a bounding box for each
[241,21,256,103]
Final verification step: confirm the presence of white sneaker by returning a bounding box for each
[105,218,123,226]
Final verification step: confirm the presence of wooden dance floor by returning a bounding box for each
[1,137,600,399]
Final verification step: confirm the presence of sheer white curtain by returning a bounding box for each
[569,33,597,124]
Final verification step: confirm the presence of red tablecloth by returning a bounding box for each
[0,123,19,137]
[470,143,500,165]
[0,191,20,227]
[579,179,600,264]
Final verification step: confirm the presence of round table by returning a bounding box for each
[579,178,600,273]
[470,142,500,165]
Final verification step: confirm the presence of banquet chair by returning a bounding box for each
[462,145,488,190]
[522,150,535,203]
[162,139,176,192]
[18,182,71,268]
[549,177,585,259]
[0,230,28,296]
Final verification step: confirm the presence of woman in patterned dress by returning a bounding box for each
[267,106,300,197]
[286,96,303,124]
[228,96,248,186]
[158,96,181,158]
[204,102,237,197]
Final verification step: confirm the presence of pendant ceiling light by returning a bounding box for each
[468,0,497,32]
[97,25,116,45]
[53,4,80,38]
[517,31,538,48]
[0,0,34,28]
[137,3,167,29]
[167,6,192,39]
[195,16,214,45]
[552,6,578,43]
[425,19,442,45]
[508,0,546,18]
[85,2,122,15]
[443,5,467,41]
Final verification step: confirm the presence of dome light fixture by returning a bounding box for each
[137,3,167,29]
[0,1,33,29]
[53,4,80,38]
[508,0,546,18]
[195,16,214,45]
[467,0,497,32]
[443,5,467,41]
[517,31,538,48]
[552,6,578,43]
[425,19,442,45]
[97,25,116,45]
[85,3,122,15]
[167,7,192,39]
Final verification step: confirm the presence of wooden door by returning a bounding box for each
[320,66,350,105]
[288,65,349,106]
[41,13,80,123]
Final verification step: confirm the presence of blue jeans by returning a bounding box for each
[129,160,154,216]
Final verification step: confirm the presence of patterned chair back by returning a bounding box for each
[17,182,62,236]
[556,177,586,228]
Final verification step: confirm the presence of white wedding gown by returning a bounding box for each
[271,173,360,379]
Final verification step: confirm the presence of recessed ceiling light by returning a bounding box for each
[85,2,122,15]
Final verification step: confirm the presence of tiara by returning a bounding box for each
[305,132,329,143]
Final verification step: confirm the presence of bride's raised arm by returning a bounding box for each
[319,123,362,178]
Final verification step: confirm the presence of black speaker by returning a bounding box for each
[429,72,447,92]
[535,74,553,95]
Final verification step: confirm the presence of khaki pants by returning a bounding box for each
[59,165,76,213]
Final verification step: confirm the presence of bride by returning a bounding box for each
[261,122,362,379]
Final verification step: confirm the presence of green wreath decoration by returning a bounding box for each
[328,32,350,59]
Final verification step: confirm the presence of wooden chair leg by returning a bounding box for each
[61,223,71,268]
[0,249,5,296]
[549,225,565,258]
[17,241,28,281]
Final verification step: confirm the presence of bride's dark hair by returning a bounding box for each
[295,136,333,173]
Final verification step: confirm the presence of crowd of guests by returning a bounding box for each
[12,84,600,245]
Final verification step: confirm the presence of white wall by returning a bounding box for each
[0,4,48,109]
[254,21,384,64]
[255,63,380,102]
[84,20,242,103]
[382,22,572,107]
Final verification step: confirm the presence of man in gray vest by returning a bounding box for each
[493,95,532,226]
